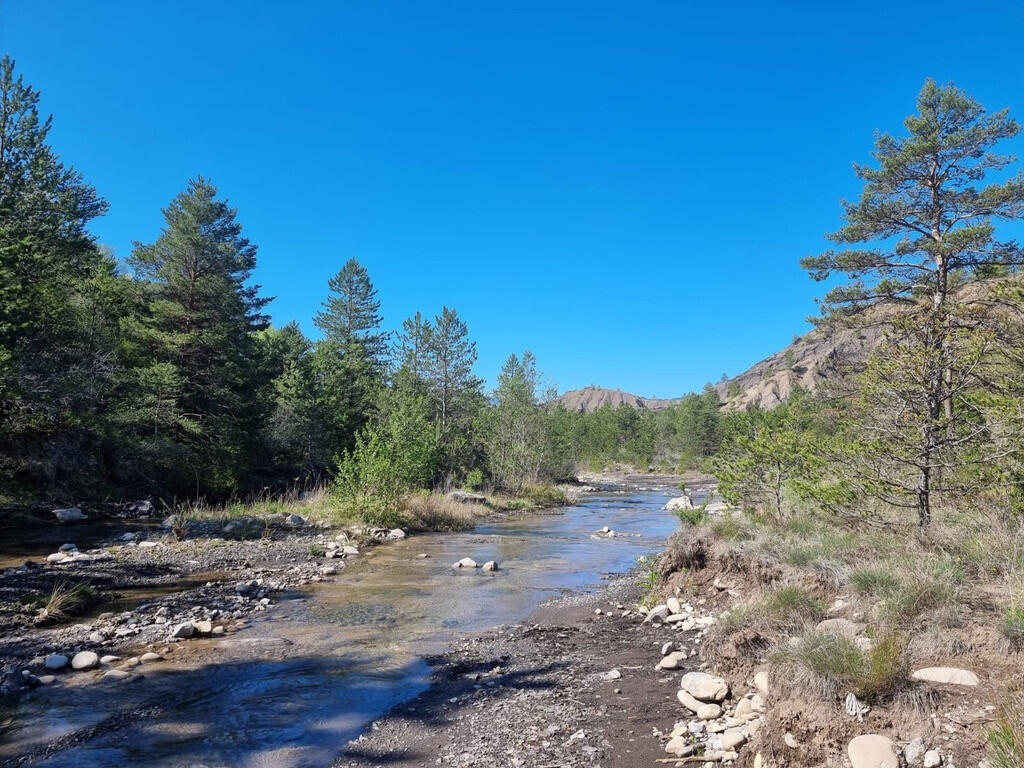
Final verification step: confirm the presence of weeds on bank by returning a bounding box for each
[1001,603,1024,649]
[776,629,908,702]
[22,581,97,623]
[988,693,1024,768]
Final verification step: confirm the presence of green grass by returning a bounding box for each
[881,557,965,625]
[674,505,707,526]
[1001,603,1024,649]
[762,585,827,621]
[24,581,97,623]
[850,567,899,596]
[988,694,1024,768]
[710,512,749,541]
[780,629,908,702]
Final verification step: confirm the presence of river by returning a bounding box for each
[1,480,691,768]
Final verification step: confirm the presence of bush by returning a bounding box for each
[521,483,568,507]
[1001,603,1024,649]
[850,567,899,596]
[464,468,485,490]
[675,505,708,526]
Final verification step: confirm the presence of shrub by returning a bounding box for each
[401,493,477,532]
[464,468,485,491]
[675,505,707,526]
[1001,603,1024,649]
[850,567,899,596]
[521,483,568,507]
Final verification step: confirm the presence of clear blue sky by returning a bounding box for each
[3,1,1024,396]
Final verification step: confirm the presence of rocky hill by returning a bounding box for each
[557,386,683,413]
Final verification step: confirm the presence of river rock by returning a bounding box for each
[59,542,78,552]
[320,565,338,576]
[453,557,478,569]
[71,651,98,670]
[923,750,942,767]
[910,667,979,686]
[734,697,754,718]
[37,675,55,685]
[658,651,687,670]
[680,671,729,702]
[665,736,694,757]
[100,655,119,664]
[342,546,359,556]
[103,669,131,681]
[753,669,769,696]
[645,604,670,623]
[848,734,898,768]
[54,507,87,522]
[905,738,927,765]
[171,622,195,639]
[46,552,70,563]
[697,703,722,720]
[666,596,682,614]
[284,514,305,527]
[194,620,213,635]
[677,689,703,713]
[387,528,406,540]
[44,654,69,670]
[481,560,498,572]
[666,495,693,511]
[140,652,162,663]
[722,728,747,750]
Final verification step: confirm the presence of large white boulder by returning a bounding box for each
[848,735,898,768]
[666,495,693,511]
[54,508,87,522]
[71,651,99,670]
[911,667,979,687]
[680,671,729,702]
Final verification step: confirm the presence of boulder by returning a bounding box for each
[54,507,87,522]
[680,671,729,702]
[46,552,70,563]
[666,596,682,614]
[171,622,195,639]
[666,495,693,511]
[59,543,78,552]
[284,514,305,527]
[753,669,769,696]
[387,528,406,540]
[677,689,703,713]
[722,729,747,750]
[644,604,670,623]
[103,669,131,681]
[193,620,213,635]
[910,667,979,687]
[453,557,478,569]
[139,652,162,663]
[44,654,69,670]
[481,560,498,572]
[848,734,898,768]
[71,651,98,670]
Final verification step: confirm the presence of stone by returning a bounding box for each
[88,631,105,644]
[784,732,800,748]
[71,651,99,670]
[44,654,69,670]
[911,666,979,687]
[342,546,359,556]
[193,620,213,635]
[666,495,693,511]
[677,689,703,713]
[734,698,753,718]
[140,652,162,663]
[645,604,670,623]
[722,729,747,750]
[923,750,942,768]
[284,513,305,527]
[99,655,119,665]
[320,565,338,576]
[598,669,621,682]
[37,675,55,685]
[697,703,722,720]
[661,641,675,656]
[680,671,729,702]
[453,557,478,569]
[387,528,406,540]
[753,670,769,696]
[46,552,69,563]
[103,669,131,681]
[667,596,682,614]
[665,736,694,757]
[171,622,195,639]
[848,734,898,768]
[481,561,498,572]
[816,617,863,637]
[59,542,78,552]
[904,737,927,766]
[657,651,687,670]
[750,693,766,712]
[54,507,87,522]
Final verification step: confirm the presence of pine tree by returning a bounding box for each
[121,177,269,495]
[0,55,119,496]
[802,79,1024,528]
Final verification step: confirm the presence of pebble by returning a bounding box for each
[905,737,926,765]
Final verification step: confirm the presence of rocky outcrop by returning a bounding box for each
[557,386,683,413]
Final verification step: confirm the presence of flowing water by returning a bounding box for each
[1,482,694,768]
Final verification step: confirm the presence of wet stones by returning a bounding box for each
[453,557,478,569]
[481,561,498,572]
[53,507,87,522]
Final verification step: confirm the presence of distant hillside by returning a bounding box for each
[713,322,881,410]
[557,386,683,413]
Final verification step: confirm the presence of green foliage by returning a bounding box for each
[761,585,826,622]
[674,504,707,526]
[1001,603,1024,649]
[781,630,908,702]
[988,694,1024,768]
[850,567,899,597]
[464,468,484,490]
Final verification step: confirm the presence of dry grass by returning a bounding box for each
[988,692,1024,768]
[400,492,483,532]
[24,580,97,624]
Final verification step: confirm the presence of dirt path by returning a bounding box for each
[338,574,697,768]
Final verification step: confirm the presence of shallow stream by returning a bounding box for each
[1,482,693,767]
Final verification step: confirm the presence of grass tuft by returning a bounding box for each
[850,567,899,596]
[779,629,908,702]
[988,693,1024,768]
[1001,603,1024,650]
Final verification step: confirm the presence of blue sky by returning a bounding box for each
[3,1,1024,396]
